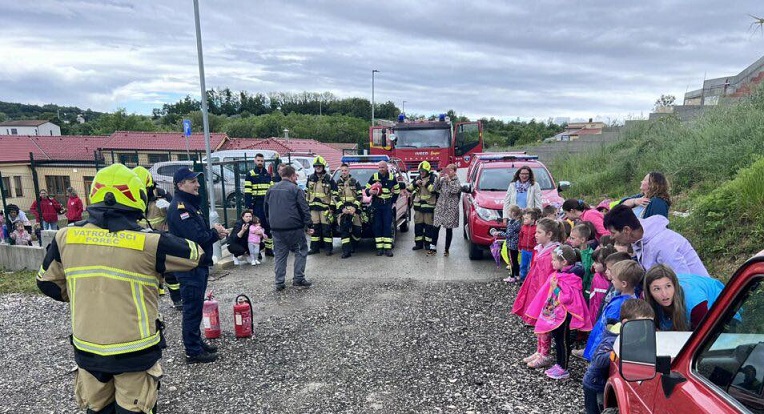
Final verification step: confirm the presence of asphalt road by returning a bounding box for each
[1,170,588,413]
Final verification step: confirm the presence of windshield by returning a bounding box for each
[477,167,555,191]
[393,127,451,148]
[331,167,378,186]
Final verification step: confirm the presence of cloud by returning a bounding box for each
[0,0,762,121]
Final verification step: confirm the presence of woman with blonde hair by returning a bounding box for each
[618,171,671,219]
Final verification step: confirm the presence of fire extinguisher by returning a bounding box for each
[202,292,221,339]
[233,294,254,338]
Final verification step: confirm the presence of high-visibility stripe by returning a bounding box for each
[37,265,46,279]
[66,266,159,287]
[186,240,198,261]
[72,332,161,356]
[341,238,350,244]
[166,282,180,290]
[68,277,76,333]
[132,282,150,338]
[322,237,332,243]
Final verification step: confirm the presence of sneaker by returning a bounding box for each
[503,276,517,283]
[201,341,218,353]
[233,257,241,265]
[293,279,312,288]
[275,284,286,292]
[528,354,554,369]
[254,260,261,265]
[522,352,541,363]
[545,364,570,380]
[186,351,218,364]
[572,348,585,359]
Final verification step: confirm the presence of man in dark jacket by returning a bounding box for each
[167,167,228,364]
[264,165,313,291]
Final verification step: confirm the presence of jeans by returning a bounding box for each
[519,249,533,279]
[43,221,58,230]
[583,386,603,414]
[175,266,209,356]
[272,229,308,286]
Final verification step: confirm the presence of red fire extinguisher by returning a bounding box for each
[202,292,221,339]
[233,294,254,338]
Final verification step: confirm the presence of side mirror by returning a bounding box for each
[461,183,473,193]
[212,174,221,184]
[619,319,657,382]
[558,180,571,192]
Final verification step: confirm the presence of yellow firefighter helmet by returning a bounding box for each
[89,164,147,212]
[418,160,431,173]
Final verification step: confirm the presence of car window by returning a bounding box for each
[157,165,186,177]
[695,276,764,411]
[476,167,554,191]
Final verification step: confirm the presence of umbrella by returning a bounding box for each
[490,238,503,268]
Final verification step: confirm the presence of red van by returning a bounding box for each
[607,251,764,413]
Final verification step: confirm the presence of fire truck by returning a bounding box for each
[369,114,482,175]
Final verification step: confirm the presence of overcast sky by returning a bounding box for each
[2,0,763,122]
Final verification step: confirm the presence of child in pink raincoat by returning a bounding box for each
[588,246,616,327]
[525,245,591,380]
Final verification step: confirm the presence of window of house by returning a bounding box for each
[83,176,94,204]
[117,153,139,166]
[148,153,170,164]
[1,177,10,198]
[45,175,71,197]
[177,153,191,161]
[10,128,18,135]
[13,176,23,197]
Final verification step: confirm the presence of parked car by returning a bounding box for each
[283,153,316,178]
[606,251,764,414]
[461,153,569,260]
[150,161,242,207]
[330,155,411,246]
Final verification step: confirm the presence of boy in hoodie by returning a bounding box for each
[603,204,709,276]
[582,298,655,414]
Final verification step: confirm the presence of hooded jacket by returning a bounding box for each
[583,323,620,392]
[525,267,592,334]
[633,215,709,276]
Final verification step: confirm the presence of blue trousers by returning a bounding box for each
[371,202,393,250]
[176,266,209,356]
[519,249,534,280]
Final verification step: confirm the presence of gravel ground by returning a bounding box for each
[1,270,587,413]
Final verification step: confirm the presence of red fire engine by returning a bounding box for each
[369,114,482,174]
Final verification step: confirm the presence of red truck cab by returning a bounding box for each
[607,251,764,413]
[461,154,569,260]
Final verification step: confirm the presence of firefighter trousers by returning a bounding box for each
[371,201,393,251]
[164,272,182,306]
[413,210,435,248]
[309,209,333,252]
[338,213,362,255]
[252,202,273,254]
[75,362,162,413]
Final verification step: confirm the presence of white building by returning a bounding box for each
[0,120,61,136]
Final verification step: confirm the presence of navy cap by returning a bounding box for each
[173,167,202,184]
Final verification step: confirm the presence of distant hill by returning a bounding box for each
[0,101,104,125]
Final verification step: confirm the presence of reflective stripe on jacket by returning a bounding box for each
[407,173,437,212]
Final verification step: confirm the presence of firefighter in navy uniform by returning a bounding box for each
[407,161,438,254]
[244,153,274,256]
[36,163,203,414]
[306,155,338,255]
[365,160,401,257]
[168,167,228,364]
[334,163,363,259]
[133,166,183,309]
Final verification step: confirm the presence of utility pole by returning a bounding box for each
[371,69,379,125]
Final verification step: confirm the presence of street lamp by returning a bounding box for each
[371,69,379,125]
[402,100,406,114]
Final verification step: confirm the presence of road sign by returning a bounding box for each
[183,119,192,137]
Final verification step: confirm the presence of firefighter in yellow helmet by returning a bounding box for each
[133,166,183,307]
[306,155,338,255]
[37,163,203,414]
[407,160,438,254]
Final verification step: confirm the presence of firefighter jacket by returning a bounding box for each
[407,173,438,213]
[335,175,362,210]
[138,198,170,231]
[306,172,338,211]
[37,206,202,374]
[365,172,401,204]
[244,166,272,207]
[167,189,221,267]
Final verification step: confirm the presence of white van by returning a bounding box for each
[205,149,307,189]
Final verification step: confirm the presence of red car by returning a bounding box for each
[607,251,764,413]
[461,154,569,260]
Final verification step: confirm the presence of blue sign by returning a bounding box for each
[182,119,192,137]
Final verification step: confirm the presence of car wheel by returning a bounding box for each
[468,241,483,260]
[399,207,410,232]
[225,192,239,208]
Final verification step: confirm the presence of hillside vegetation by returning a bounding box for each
[549,89,764,276]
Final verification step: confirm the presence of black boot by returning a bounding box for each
[412,243,424,251]
[377,249,384,256]
[308,241,321,255]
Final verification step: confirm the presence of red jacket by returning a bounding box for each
[31,197,63,223]
[518,224,536,251]
[66,195,84,222]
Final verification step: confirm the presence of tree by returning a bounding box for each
[654,94,676,112]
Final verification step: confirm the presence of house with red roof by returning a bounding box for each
[100,131,229,166]
[222,137,349,171]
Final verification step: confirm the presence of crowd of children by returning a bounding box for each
[494,198,692,414]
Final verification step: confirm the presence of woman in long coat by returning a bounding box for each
[431,164,461,256]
